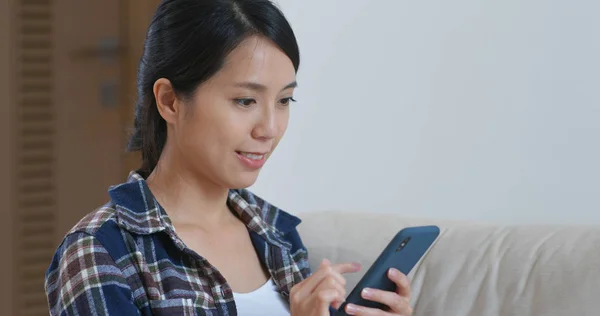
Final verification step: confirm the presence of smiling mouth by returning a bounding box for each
[236,151,266,160]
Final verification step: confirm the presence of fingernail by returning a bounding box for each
[352,262,362,270]
[389,267,399,277]
[346,303,359,314]
[361,288,372,298]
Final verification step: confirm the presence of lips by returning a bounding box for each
[237,151,265,160]
[235,151,268,169]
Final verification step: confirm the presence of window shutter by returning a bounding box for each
[15,0,56,314]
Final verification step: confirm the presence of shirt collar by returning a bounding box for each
[108,171,301,246]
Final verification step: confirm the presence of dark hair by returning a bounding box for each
[127,0,300,178]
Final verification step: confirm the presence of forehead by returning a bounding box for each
[212,36,296,87]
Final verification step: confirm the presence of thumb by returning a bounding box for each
[320,258,331,268]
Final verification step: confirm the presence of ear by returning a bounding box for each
[153,78,181,124]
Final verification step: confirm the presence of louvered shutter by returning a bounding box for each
[15,1,55,315]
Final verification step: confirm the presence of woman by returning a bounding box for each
[44,0,413,315]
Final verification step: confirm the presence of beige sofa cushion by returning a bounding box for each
[297,211,600,316]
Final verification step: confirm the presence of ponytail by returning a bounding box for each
[127,88,166,178]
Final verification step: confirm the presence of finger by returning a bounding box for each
[332,261,363,275]
[332,300,344,311]
[312,288,345,315]
[319,261,361,292]
[360,288,412,314]
[325,265,349,288]
[344,303,394,316]
[293,259,332,299]
[388,268,412,301]
[312,275,347,309]
[296,259,360,298]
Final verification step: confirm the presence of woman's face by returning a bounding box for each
[161,36,297,189]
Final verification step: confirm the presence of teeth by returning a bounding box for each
[240,152,264,160]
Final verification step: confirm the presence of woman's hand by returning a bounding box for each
[343,268,413,316]
[289,258,362,316]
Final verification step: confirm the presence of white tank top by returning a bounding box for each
[232,278,290,316]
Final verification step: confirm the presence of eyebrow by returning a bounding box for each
[234,81,298,92]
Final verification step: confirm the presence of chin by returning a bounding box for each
[227,172,260,189]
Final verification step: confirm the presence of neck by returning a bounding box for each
[146,148,232,227]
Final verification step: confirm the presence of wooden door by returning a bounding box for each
[53,0,126,243]
[1,0,161,315]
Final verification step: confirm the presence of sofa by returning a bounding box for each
[297,210,600,316]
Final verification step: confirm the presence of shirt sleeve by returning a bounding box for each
[285,226,313,279]
[45,231,139,316]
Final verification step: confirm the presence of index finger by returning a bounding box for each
[295,260,362,298]
[331,262,362,275]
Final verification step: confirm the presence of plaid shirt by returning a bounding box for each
[45,172,315,315]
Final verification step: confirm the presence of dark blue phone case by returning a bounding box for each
[336,225,440,315]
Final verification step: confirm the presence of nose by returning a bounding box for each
[251,106,277,140]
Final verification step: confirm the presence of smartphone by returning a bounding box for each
[337,225,440,314]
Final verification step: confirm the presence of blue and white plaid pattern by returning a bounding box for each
[45,172,313,315]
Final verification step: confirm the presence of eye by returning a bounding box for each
[235,98,256,107]
[279,97,297,106]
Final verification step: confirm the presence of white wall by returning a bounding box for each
[250,0,600,225]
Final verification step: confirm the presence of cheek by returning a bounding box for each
[277,110,290,137]
[184,101,234,141]
[177,110,224,154]
[272,111,290,147]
